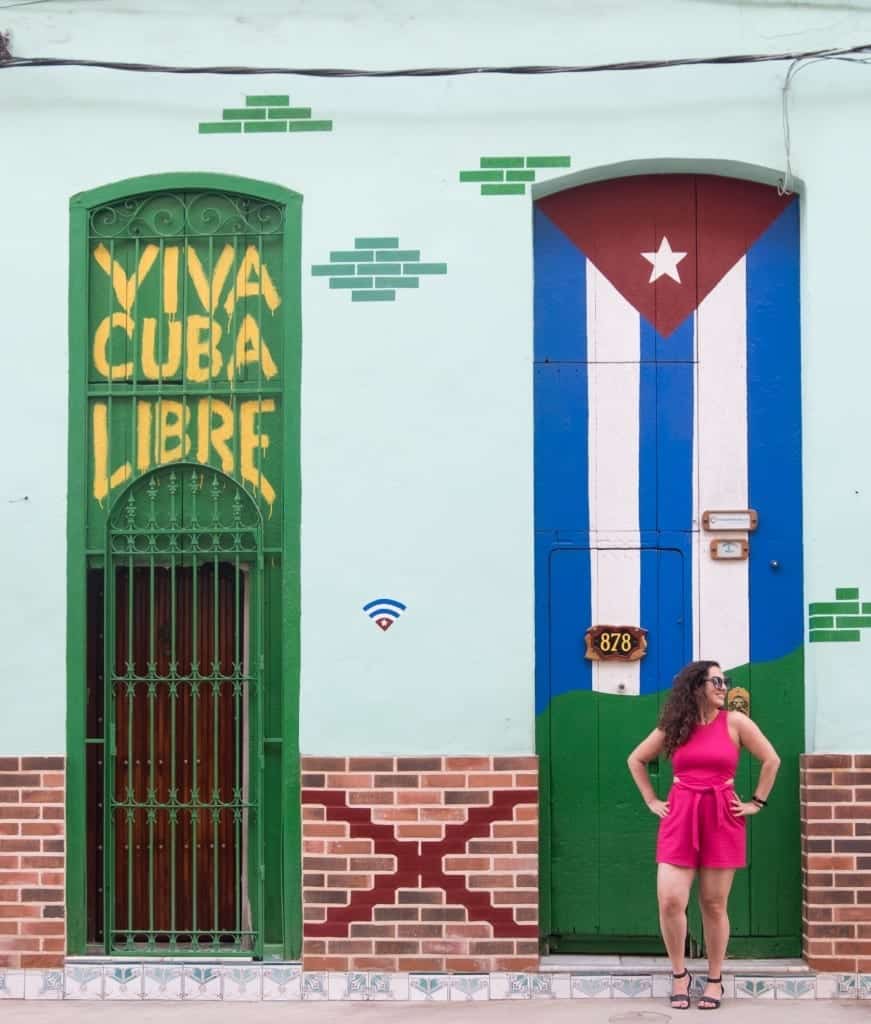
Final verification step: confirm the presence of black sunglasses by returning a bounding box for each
[707,675,731,690]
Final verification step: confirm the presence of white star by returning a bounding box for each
[641,236,688,284]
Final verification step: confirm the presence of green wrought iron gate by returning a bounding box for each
[68,174,302,958]
[104,468,263,954]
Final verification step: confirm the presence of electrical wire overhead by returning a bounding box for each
[1,42,871,77]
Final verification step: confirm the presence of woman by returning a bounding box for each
[627,660,780,1010]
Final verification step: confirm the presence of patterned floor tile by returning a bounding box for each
[816,973,857,999]
[450,975,490,1001]
[65,965,104,999]
[612,975,652,998]
[859,974,871,999]
[735,976,776,999]
[262,965,301,1000]
[490,972,532,999]
[183,965,222,1000]
[409,974,450,1001]
[222,966,262,1001]
[776,977,816,1000]
[143,965,183,1000]
[301,971,328,1001]
[369,973,409,1000]
[571,974,612,998]
[329,972,365,1000]
[25,970,64,1000]
[103,965,143,1000]
[0,971,26,1000]
[531,973,571,998]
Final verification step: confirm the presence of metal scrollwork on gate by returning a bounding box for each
[89,191,285,239]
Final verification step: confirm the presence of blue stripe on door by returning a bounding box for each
[534,206,592,709]
[747,200,802,663]
[533,208,588,363]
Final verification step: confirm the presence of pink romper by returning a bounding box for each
[656,709,746,869]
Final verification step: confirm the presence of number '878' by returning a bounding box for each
[598,632,634,654]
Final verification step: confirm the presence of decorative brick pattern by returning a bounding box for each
[301,756,538,972]
[0,757,65,969]
[312,238,447,303]
[459,156,571,196]
[808,587,871,642]
[199,94,333,134]
[801,753,871,971]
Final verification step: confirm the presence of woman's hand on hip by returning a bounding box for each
[646,798,669,818]
[730,795,761,817]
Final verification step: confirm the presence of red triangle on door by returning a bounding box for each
[537,175,794,337]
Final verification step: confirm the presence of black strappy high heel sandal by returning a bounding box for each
[698,976,725,1010]
[670,968,692,1010]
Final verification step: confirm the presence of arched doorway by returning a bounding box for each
[534,175,803,955]
[67,175,302,958]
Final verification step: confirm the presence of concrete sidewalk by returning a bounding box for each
[3,1000,870,1023]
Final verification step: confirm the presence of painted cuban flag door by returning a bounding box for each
[534,176,803,955]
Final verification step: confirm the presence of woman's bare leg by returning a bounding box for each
[698,867,736,1005]
[657,863,696,998]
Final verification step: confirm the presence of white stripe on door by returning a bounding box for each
[586,262,642,695]
[694,258,751,672]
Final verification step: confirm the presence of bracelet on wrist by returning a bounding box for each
[751,794,767,807]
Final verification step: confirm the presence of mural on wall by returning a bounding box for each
[88,197,285,509]
[809,587,871,642]
[363,597,407,632]
[459,156,571,196]
[199,94,333,134]
[312,238,447,302]
[301,757,539,971]
[533,175,803,954]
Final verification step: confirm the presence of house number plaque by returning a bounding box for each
[584,625,648,662]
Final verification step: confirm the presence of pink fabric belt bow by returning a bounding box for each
[674,779,734,853]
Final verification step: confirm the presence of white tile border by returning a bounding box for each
[18,962,849,1001]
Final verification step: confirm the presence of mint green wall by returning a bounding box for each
[1,0,869,753]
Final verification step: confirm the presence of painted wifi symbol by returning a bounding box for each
[362,598,407,632]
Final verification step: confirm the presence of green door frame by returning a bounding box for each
[65,172,302,959]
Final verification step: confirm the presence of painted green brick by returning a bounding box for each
[225,107,265,120]
[481,157,525,168]
[356,263,401,275]
[808,602,860,616]
[199,122,242,134]
[481,183,527,196]
[836,616,871,628]
[379,277,418,288]
[808,616,834,629]
[526,155,571,168]
[330,250,371,262]
[268,107,312,119]
[244,121,287,133]
[460,170,505,183]
[375,250,420,262]
[288,120,333,132]
[863,603,871,614]
[507,170,536,182]
[836,588,860,600]
[246,95,290,106]
[809,629,861,643]
[353,290,395,302]
[356,237,399,249]
[311,264,355,276]
[331,277,372,289]
[402,263,447,275]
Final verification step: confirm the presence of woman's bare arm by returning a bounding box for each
[732,711,781,801]
[627,728,667,812]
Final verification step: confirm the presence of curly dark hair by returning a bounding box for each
[658,660,720,758]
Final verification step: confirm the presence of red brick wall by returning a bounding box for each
[0,756,65,968]
[301,755,538,972]
[801,753,871,972]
